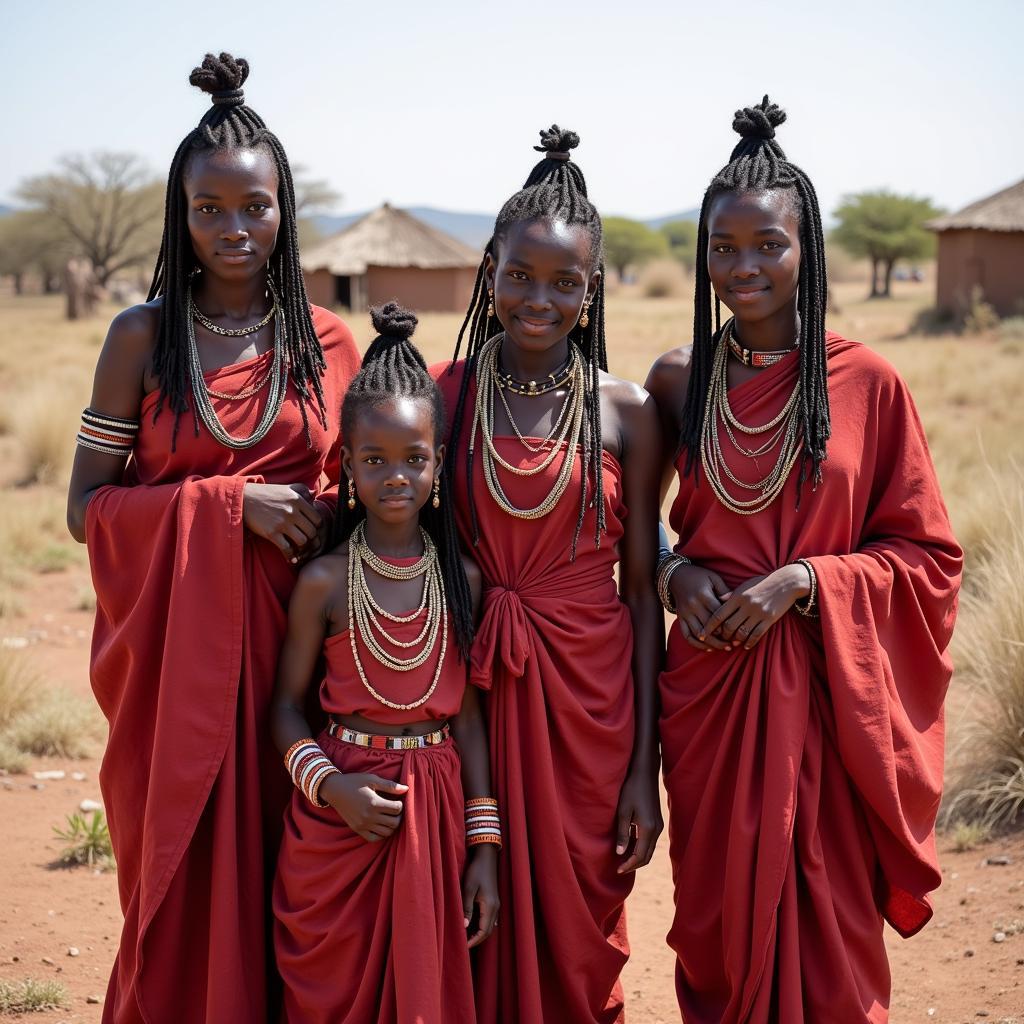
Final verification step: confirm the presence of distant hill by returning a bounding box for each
[0,204,14,218]
[643,209,701,229]
[312,205,700,251]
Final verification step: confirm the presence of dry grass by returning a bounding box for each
[0,978,69,1013]
[637,259,690,299]
[11,385,80,485]
[0,652,104,770]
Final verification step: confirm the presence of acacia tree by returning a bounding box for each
[602,217,668,280]
[18,152,164,288]
[0,211,70,294]
[832,190,941,298]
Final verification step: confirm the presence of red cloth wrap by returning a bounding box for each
[85,307,359,1024]
[433,361,636,1024]
[659,335,962,1024]
[273,735,472,1024]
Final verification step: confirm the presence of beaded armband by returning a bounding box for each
[465,797,502,849]
[76,408,139,457]
[793,559,819,618]
[656,552,692,614]
[284,737,340,808]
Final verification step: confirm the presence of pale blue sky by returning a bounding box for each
[3,0,1021,221]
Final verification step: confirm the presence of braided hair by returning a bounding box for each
[448,125,609,558]
[681,96,830,499]
[337,302,475,660]
[148,52,326,448]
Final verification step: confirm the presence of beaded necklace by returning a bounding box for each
[347,521,448,711]
[185,279,286,449]
[469,335,588,520]
[700,319,803,515]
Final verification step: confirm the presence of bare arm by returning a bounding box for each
[448,558,499,947]
[67,304,155,542]
[613,383,665,873]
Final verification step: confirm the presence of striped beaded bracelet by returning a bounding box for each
[284,737,340,808]
[465,797,502,849]
[792,559,819,618]
[76,408,139,457]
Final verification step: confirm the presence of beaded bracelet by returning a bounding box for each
[465,797,502,849]
[284,737,340,808]
[656,552,692,614]
[76,408,139,457]
[793,559,819,618]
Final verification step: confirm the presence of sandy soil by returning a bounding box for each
[2,566,1023,1023]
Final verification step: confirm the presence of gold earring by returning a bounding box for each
[579,301,590,330]
[486,289,495,319]
[347,478,356,510]
[432,477,441,509]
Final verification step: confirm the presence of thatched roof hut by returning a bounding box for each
[302,203,481,313]
[928,178,1024,318]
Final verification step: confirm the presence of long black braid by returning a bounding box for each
[448,125,609,558]
[681,96,830,501]
[148,52,327,448]
[336,302,475,661]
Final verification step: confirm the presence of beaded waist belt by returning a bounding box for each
[327,718,450,749]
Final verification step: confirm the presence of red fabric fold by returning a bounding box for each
[659,335,961,1023]
[274,736,472,1024]
[433,361,635,1024]
[85,307,360,1024]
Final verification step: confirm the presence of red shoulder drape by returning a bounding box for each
[659,335,961,1023]
[86,307,359,1024]
[432,361,635,1024]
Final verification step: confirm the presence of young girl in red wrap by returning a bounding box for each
[433,126,663,1024]
[66,53,360,1024]
[646,96,962,1023]
[271,303,498,1024]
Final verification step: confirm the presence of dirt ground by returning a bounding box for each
[2,566,1023,1024]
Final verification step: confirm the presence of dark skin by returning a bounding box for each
[270,397,499,948]
[645,190,812,653]
[485,218,664,873]
[67,146,327,562]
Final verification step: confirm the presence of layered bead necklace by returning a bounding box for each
[187,280,287,449]
[347,520,448,711]
[700,318,802,515]
[470,334,588,520]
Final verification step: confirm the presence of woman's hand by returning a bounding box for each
[242,482,323,562]
[615,763,664,873]
[701,564,811,651]
[462,846,500,948]
[318,772,408,843]
[669,564,732,652]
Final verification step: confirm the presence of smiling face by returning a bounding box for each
[485,218,599,355]
[184,146,281,281]
[342,398,443,527]
[706,189,801,326]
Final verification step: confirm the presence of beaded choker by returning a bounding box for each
[494,352,575,396]
[727,332,798,368]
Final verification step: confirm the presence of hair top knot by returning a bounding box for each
[189,52,251,101]
[533,124,580,157]
[732,95,787,141]
[370,301,418,342]
[211,88,245,107]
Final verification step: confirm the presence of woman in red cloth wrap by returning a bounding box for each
[271,303,498,1024]
[645,97,962,1024]
[433,126,664,1024]
[66,54,360,1024]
